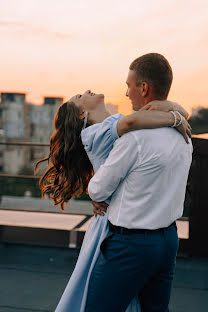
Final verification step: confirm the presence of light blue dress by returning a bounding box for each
[55,114,141,312]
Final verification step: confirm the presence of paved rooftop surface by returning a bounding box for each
[0,243,207,312]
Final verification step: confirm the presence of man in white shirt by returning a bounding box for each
[85,53,193,312]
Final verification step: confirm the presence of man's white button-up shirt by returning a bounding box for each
[88,127,193,230]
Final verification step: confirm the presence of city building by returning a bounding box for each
[0,93,63,174]
[0,93,28,174]
[28,96,63,173]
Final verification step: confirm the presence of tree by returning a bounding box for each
[189,108,208,134]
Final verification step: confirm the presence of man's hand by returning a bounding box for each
[92,200,108,218]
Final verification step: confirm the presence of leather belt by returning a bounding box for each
[108,221,176,235]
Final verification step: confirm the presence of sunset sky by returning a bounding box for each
[0,0,207,115]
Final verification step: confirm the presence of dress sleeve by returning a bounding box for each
[81,114,123,170]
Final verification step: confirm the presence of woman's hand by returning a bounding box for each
[175,116,192,143]
[140,100,189,120]
[92,200,108,218]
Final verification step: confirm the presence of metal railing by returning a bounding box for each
[0,141,49,147]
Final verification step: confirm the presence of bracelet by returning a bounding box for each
[174,111,183,127]
[170,111,177,127]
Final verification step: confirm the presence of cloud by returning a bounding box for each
[0,19,24,27]
[0,19,73,40]
[54,32,73,40]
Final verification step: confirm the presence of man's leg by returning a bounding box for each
[85,231,147,312]
[138,225,179,312]
[85,224,178,312]
[138,270,174,312]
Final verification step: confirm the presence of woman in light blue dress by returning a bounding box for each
[35,90,190,312]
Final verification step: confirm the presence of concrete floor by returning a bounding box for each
[0,243,207,312]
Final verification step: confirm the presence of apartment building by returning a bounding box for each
[0,93,63,174]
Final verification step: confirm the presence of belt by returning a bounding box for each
[108,221,176,235]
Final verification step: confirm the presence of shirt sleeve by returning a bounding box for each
[88,132,139,202]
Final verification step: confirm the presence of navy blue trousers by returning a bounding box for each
[85,222,179,312]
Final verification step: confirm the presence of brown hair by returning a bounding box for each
[34,102,93,210]
[129,53,173,99]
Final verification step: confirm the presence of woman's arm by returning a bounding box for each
[117,109,192,143]
[117,110,174,136]
[140,100,189,120]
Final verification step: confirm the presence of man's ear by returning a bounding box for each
[141,82,149,97]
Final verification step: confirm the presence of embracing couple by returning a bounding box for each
[36,53,193,312]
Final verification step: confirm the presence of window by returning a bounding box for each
[30,124,35,137]
[4,93,14,102]
[30,149,35,161]
[44,98,56,105]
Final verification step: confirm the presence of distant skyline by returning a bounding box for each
[0,0,208,115]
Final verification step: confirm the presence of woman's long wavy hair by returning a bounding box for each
[34,101,93,210]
